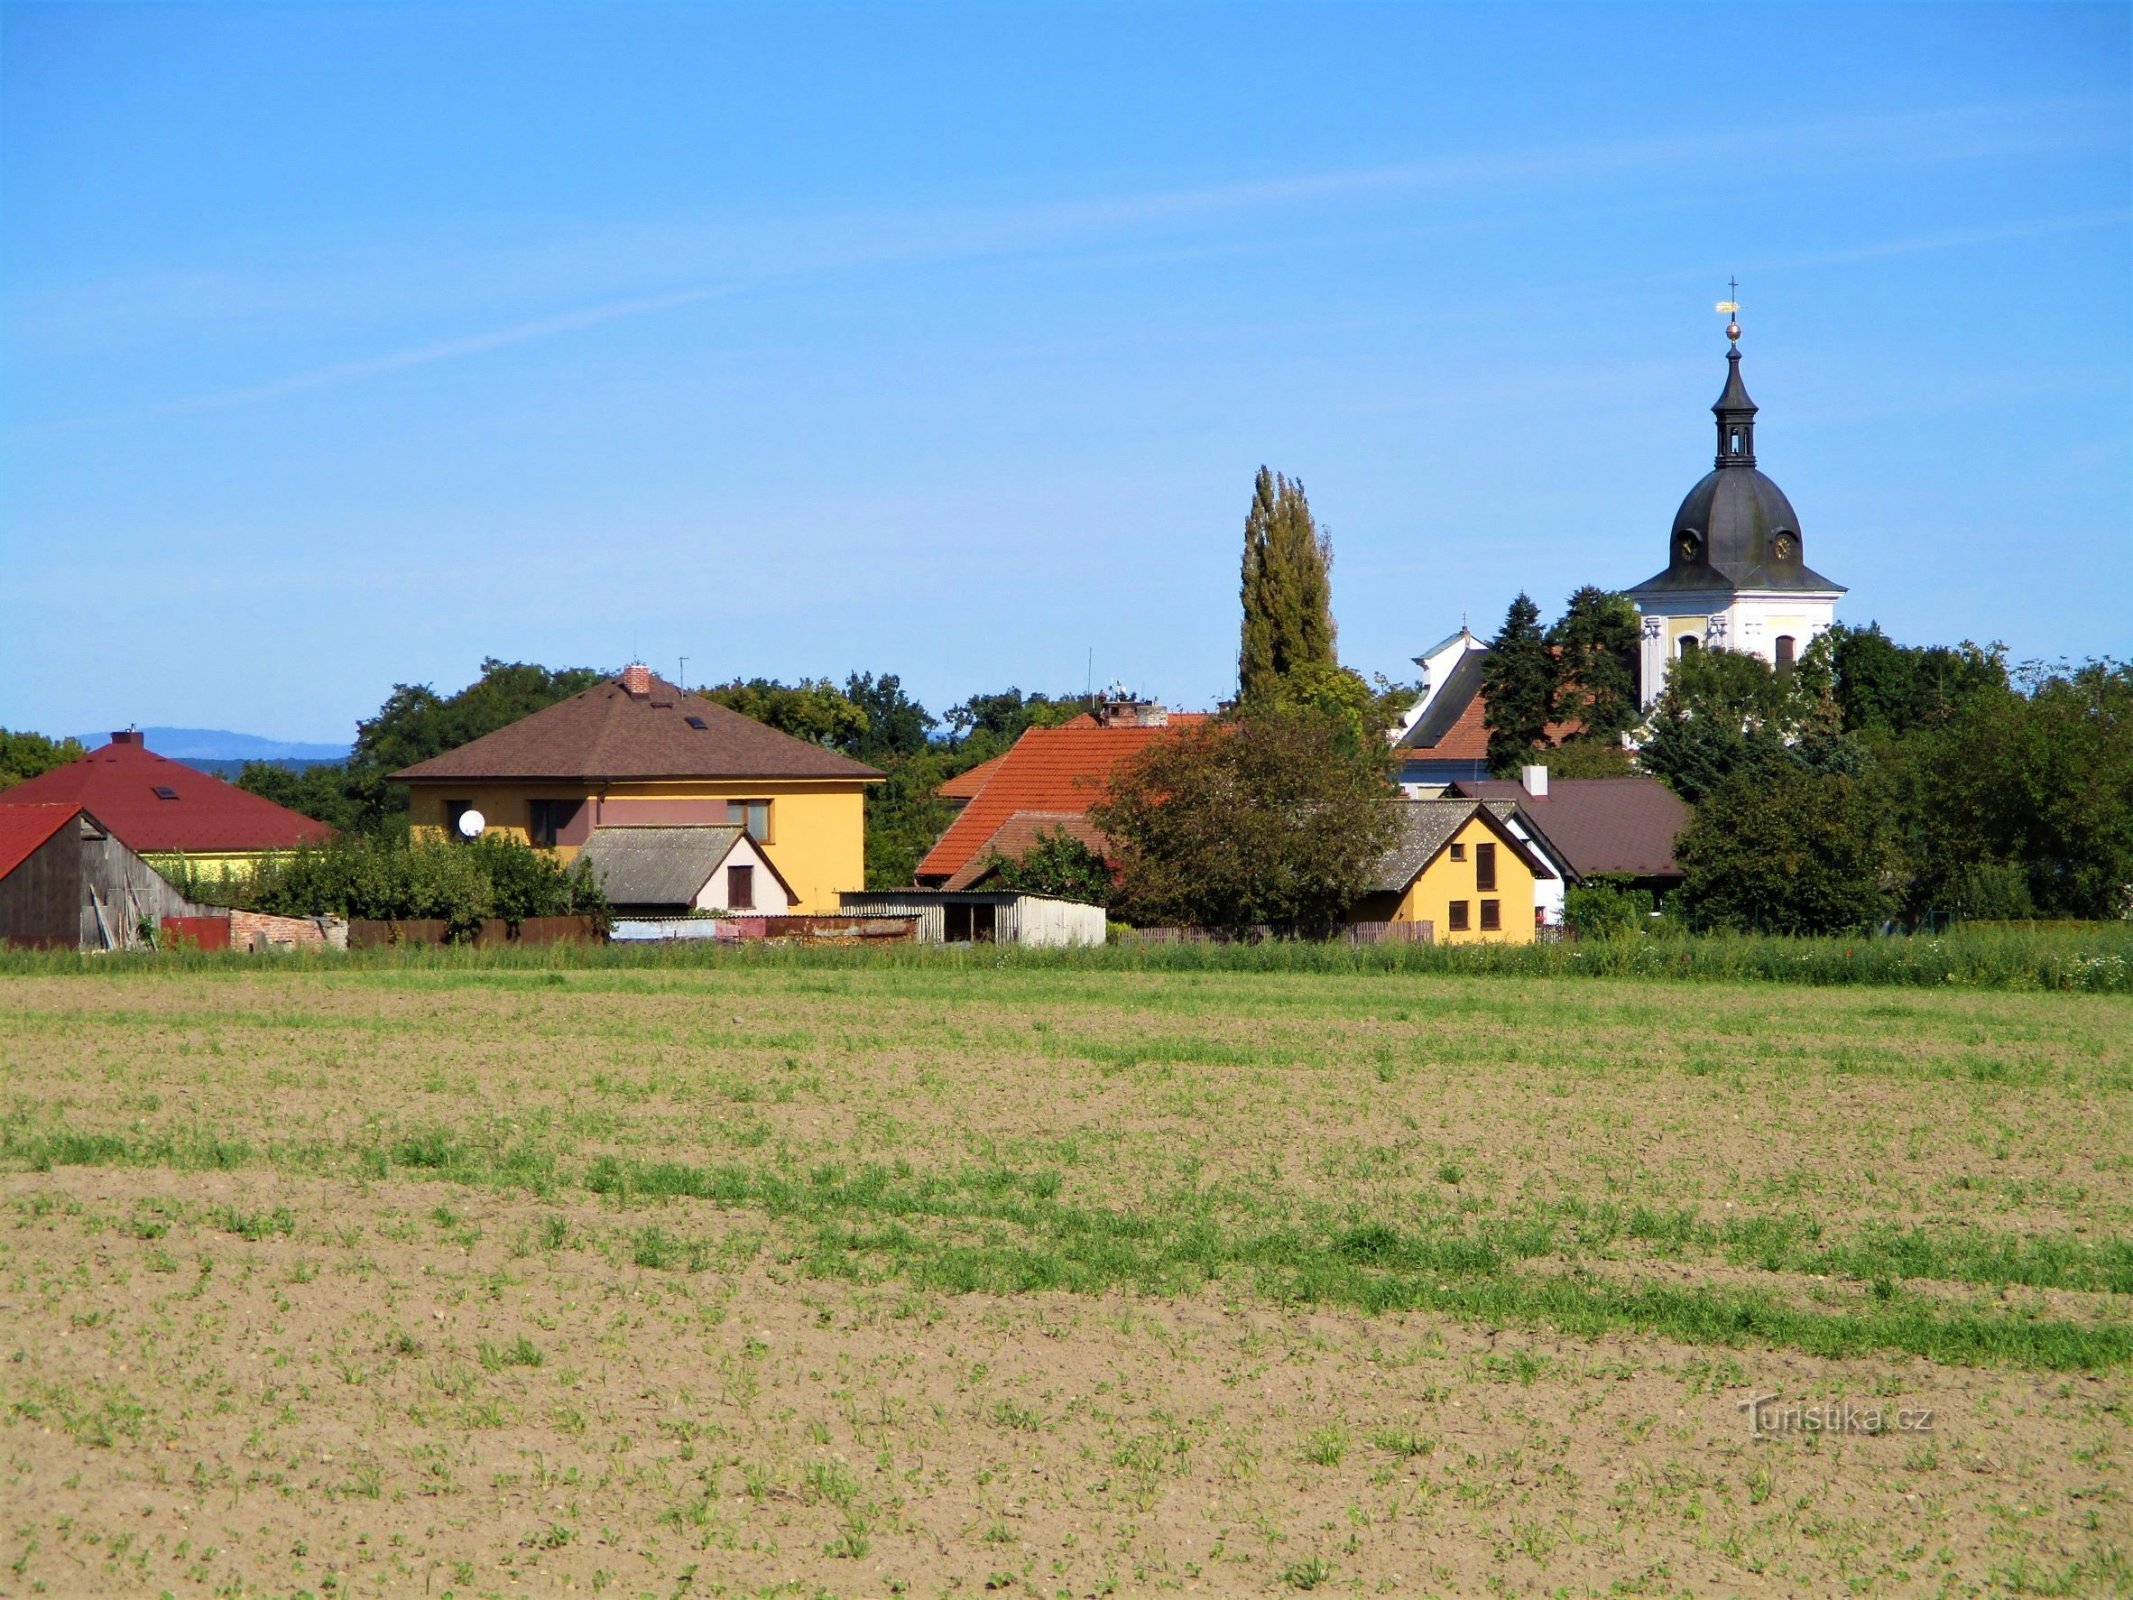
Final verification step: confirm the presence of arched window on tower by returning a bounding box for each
[1678,635,1700,659]
[1775,635,1796,672]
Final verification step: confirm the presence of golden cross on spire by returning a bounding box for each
[1716,277,1742,342]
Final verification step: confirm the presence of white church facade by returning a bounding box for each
[1627,323,1844,706]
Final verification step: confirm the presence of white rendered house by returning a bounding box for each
[1629,327,1844,706]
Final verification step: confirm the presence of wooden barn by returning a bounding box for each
[0,804,205,951]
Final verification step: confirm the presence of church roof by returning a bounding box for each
[1629,336,1844,601]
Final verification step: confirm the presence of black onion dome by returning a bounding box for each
[1630,342,1845,598]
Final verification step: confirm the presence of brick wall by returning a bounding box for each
[228,911,348,951]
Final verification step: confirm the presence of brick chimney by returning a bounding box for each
[110,728,144,746]
[620,663,652,698]
[1094,696,1167,729]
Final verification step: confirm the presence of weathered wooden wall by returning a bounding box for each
[0,825,81,949]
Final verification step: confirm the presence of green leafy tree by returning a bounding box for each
[1674,762,1890,934]
[1480,593,1555,775]
[1893,658,2133,919]
[1638,646,1805,804]
[1819,623,2007,738]
[992,827,1112,906]
[1563,876,1652,939]
[860,745,961,890]
[0,728,86,791]
[1538,740,1634,779]
[355,659,604,774]
[843,672,936,760]
[701,677,869,751]
[1238,467,1336,703]
[1546,587,1642,746]
[1255,660,1410,751]
[1091,704,1397,933]
[943,687,1083,756]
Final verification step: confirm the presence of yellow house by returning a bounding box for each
[1349,800,1555,944]
[393,665,880,913]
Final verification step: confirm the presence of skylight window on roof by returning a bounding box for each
[153,786,179,800]
[685,716,708,730]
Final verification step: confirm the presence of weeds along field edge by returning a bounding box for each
[3,920,2132,990]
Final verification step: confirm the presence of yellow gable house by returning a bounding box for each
[393,665,880,914]
[1349,799,1555,943]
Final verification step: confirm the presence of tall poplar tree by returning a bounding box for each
[1480,592,1556,774]
[1237,467,1336,703]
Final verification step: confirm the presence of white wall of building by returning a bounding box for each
[691,834,796,913]
[1637,590,1840,707]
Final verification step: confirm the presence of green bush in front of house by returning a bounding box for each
[173,835,604,942]
[1563,876,1653,940]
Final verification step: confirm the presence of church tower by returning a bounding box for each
[1628,309,1845,706]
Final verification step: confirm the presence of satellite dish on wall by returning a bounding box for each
[456,808,486,840]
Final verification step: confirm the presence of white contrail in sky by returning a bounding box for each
[22,93,2120,433]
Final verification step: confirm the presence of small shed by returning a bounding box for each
[0,804,206,950]
[577,824,796,915]
[839,889,1106,947]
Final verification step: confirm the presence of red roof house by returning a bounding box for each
[915,703,1210,886]
[0,802,207,949]
[0,732,331,857]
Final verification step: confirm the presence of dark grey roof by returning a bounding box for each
[1629,468,1844,597]
[1448,777,1690,880]
[1631,345,1844,601]
[1395,650,1486,752]
[578,825,744,908]
[1365,800,1556,894]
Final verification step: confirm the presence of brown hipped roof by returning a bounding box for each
[1447,777,1689,880]
[392,675,882,783]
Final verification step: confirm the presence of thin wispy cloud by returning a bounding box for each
[17,93,2120,435]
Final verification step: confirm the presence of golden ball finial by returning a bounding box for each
[1726,320,1741,343]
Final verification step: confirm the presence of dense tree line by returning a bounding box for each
[1648,628,2131,930]
[0,728,86,791]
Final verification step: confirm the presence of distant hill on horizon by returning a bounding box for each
[73,727,351,764]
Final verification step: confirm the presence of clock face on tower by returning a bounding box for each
[1677,533,1700,562]
[1773,533,1796,561]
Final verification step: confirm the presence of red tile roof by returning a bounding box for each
[392,674,881,783]
[942,810,1110,891]
[916,720,1202,884]
[937,752,1007,802]
[0,804,80,880]
[0,742,330,854]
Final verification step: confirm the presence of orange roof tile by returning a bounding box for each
[916,721,1202,883]
[942,810,1109,891]
[936,752,1007,802]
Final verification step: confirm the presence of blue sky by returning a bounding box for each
[4,2,2127,742]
